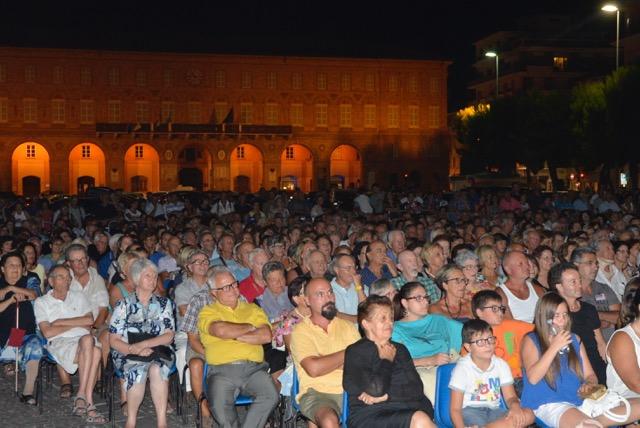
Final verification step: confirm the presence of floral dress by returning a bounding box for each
[109,292,175,390]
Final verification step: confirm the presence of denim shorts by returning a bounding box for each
[462,406,508,426]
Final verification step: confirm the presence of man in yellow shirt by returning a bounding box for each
[197,266,278,427]
[290,277,360,427]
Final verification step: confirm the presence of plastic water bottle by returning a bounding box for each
[548,320,570,355]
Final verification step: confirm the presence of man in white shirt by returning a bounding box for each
[353,188,373,215]
[330,254,365,323]
[34,265,104,423]
[594,238,626,298]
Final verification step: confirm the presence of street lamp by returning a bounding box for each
[485,51,499,97]
[602,4,620,70]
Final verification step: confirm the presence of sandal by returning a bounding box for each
[85,405,107,425]
[19,394,37,406]
[60,383,73,399]
[72,395,87,416]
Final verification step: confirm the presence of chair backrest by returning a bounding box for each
[433,363,457,428]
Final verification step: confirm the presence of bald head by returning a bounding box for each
[503,251,529,282]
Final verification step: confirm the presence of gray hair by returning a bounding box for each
[206,265,236,288]
[303,249,326,267]
[129,258,158,285]
[435,263,465,290]
[453,249,479,267]
[65,243,88,260]
[591,238,611,254]
[570,246,596,264]
[369,278,393,296]
[262,261,285,280]
[93,231,108,245]
[386,230,405,245]
[247,248,268,266]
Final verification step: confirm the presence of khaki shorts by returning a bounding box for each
[185,345,205,364]
[298,388,342,422]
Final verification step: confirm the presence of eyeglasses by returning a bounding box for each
[462,265,479,271]
[405,294,429,303]
[445,277,469,285]
[468,336,497,347]
[190,258,210,266]
[576,260,599,267]
[480,305,507,314]
[210,281,239,292]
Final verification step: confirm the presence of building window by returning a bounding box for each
[0,98,7,122]
[290,103,303,127]
[79,100,94,124]
[316,72,327,90]
[292,72,303,89]
[0,64,6,83]
[53,66,64,84]
[161,101,175,121]
[135,145,144,159]
[135,101,149,123]
[135,69,147,86]
[408,105,419,128]
[108,67,120,86]
[81,145,91,158]
[51,99,65,123]
[387,105,399,128]
[215,70,226,88]
[553,56,568,71]
[339,104,352,128]
[266,71,277,89]
[241,71,252,89]
[341,73,351,91]
[285,146,294,160]
[188,101,202,123]
[265,103,278,125]
[236,146,245,159]
[214,102,228,124]
[163,69,173,87]
[80,67,92,86]
[365,73,376,91]
[429,77,440,95]
[26,144,36,158]
[23,98,37,123]
[24,65,36,83]
[408,76,418,93]
[428,105,440,128]
[315,103,328,127]
[107,100,121,123]
[240,103,253,124]
[364,104,377,128]
[388,75,399,92]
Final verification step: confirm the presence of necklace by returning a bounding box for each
[444,296,463,318]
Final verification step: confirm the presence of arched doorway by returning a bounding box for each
[280,144,313,192]
[178,146,211,191]
[330,145,361,189]
[68,143,106,195]
[124,144,160,192]
[12,142,50,196]
[229,144,263,193]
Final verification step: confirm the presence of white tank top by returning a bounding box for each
[606,325,640,399]
[498,280,538,323]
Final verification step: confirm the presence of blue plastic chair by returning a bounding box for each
[291,365,349,427]
[198,364,254,427]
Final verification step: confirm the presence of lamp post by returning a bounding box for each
[485,51,499,97]
[602,4,620,70]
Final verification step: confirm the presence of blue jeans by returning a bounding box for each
[462,406,507,426]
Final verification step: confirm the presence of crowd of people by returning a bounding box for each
[1,184,640,427]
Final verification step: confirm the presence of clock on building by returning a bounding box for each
[186,69,203,86]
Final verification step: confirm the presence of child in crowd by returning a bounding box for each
[449,319,535,428]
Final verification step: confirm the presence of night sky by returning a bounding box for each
[0,0,613,108]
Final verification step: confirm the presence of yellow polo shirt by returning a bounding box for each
[197,300,270,365]
[290,316,360,398]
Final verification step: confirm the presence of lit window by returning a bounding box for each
[214,102,228,124]
[265,103,278,125]
[292,72,303,89]
[0,98,8,122]
[290,103,303,127]
[0,64,6,83]
[339,104,352,128]
[388,75,399,92]
[80,67,92,86]
[315,103,328,127]
[23,98,37,123]
[341,73,351,91]
[188,101,202,123]
[135,69,147,86]
[408,105,419,128]
[81,145,91,158]
[553,56,568,71]
[408,76,418,93]
[79,100,94,124]
[266,72,277,89]
[163,69,173,87]
[240,103,253,124]
[285,146,294,160]
[107,100,121,123]
[365,73,375,91]
[135,145,144,159]
[51,99,65,123]
[387,105,399,128]
[24,66,36,83]
[241,72,252,89]
[428,105,440,128]
[236,146,245,159]
[26,144,36,158]
[215,70,226,88]
[316,72,327,90]
[135,101,149,123]
[53,66,64,84]
[161,101,175,121]
[108,67,120,86]
[364,104,377,128]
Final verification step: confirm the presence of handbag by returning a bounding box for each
[579,387,631,423]
[125,331,173,363]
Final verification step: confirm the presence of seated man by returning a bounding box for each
[34,265,105,423]
[290,278,360,428]
[391,250,441,304]
[197,266,278,427]
[330,254,366,323]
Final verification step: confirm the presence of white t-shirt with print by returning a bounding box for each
[449,354,513,409]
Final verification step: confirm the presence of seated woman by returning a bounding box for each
[429,264,473,322]
[344,295,435,428]
[521,292,640,427]
[454,249,492,298]
[477,245,504,288]
[109,258,175,428]
[0,251,43,405]
[391,282,463,402]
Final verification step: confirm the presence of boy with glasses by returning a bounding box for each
[449,319,535,428]
[471,290,533,395]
